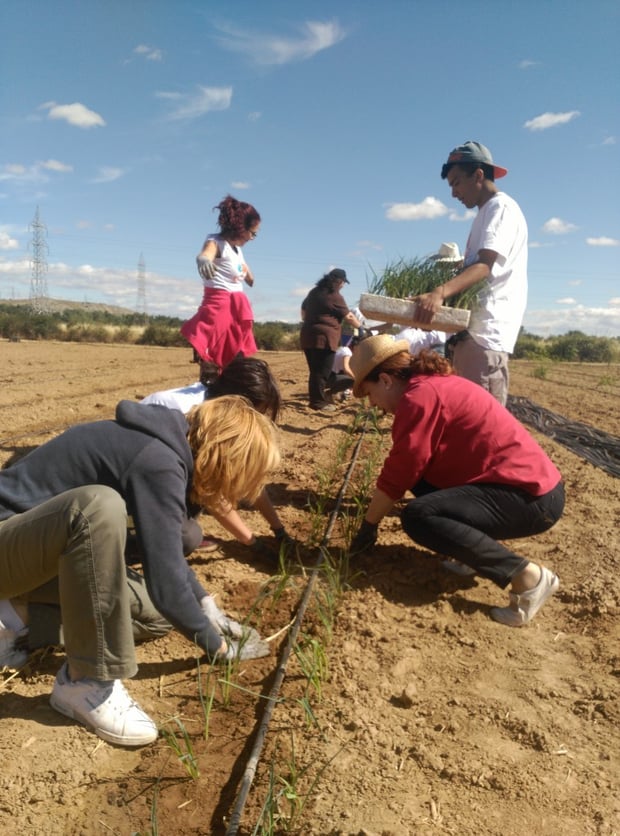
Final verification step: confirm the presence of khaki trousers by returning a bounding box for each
[453,333,509,406]
[0,486,137,680]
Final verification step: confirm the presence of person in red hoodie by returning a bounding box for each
[348,335,564,628]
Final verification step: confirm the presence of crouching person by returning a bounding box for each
[0,396,280,747]
[348,336,565,628]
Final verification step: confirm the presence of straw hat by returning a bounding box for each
[430,242,462,263]
[350,334,410,397]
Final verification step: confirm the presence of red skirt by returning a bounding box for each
[180,288,257,367]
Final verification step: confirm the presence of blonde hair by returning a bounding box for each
[186,395,280,509]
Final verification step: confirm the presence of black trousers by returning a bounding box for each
[303,348,336,408]
[326,371,354,395]
[400,480,565,588]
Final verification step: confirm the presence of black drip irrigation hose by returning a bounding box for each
[507,395,620,479]
[225,416,369,836]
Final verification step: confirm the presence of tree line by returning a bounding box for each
[0,303,618,362]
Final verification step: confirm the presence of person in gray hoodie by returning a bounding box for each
[0,395,279,747]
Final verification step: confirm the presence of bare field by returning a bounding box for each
[1,341,619,836]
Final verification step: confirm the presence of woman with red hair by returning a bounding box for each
[181,194,260,367]
[349,335,564,628]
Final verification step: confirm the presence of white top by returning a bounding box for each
[395,327,446,355]
[332,345,352,374]
[141,382,207,413]
[202,233,247,293]
[464,191,528,353]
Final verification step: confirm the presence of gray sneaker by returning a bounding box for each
[50,662,158,747]
[490,567,560,627]
[0,627,28,669]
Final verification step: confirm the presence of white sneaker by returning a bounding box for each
[0,626,28,669]
[491,567,560,627]
[50,663,158,746]
[441,558,476,577]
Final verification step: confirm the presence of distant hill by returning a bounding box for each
[0,297,138,316]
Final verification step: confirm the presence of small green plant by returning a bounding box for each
[294,634,329,702]
[131,779,160,835]
[253,736,343,834]
[217,656,238,707]
[196,660,217,742]
[161,717,200,780]
[532,364,548,380]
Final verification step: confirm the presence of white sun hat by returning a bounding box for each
[430,242,463,263]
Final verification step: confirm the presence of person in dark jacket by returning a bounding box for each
[0,396,279,747]
[300,268,361,412]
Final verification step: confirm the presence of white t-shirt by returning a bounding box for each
[141,382,207,413]
[464,191,528,353]
[395,328,446,355]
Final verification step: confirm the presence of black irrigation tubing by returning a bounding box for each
[225,414,370,836]
[507,395,620,480]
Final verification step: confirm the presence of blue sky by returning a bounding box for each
[1,0,619,337]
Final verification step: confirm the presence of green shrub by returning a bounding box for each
[138,322,186,347]
[513,330,548,360]
[547,331,616,363]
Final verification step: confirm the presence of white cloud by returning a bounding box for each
[156,86,232,120]
[557,297,577,304]
[385,197,448,221]
[518,59,539,69]
[42,101,106,129]
[542,217,578,235]
[134,44,163,61]
[248,112,262,122]
[0,164,27,182]
[0,231,19,250]
[568,280,582,287]
[610,298,620,306]
[91,167,125,184]
[448,208,476,222]
[231,181,250,190]
[40,159,73,173]
[0,159,71,184]
[215,19,346,65]
[524,305,620,337]
[529,241,555,249]
[524,110,580,131]
[586,236,619,247]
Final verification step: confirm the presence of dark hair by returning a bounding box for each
[364,348,453,385]
[315,272,346,294]
[441,161,495,182]
[199,356,281,422]
[215,194,261,238]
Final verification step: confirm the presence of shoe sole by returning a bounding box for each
[50,693,159,747]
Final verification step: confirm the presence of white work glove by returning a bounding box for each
[200,595,270,661]
[196,255,216,281]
